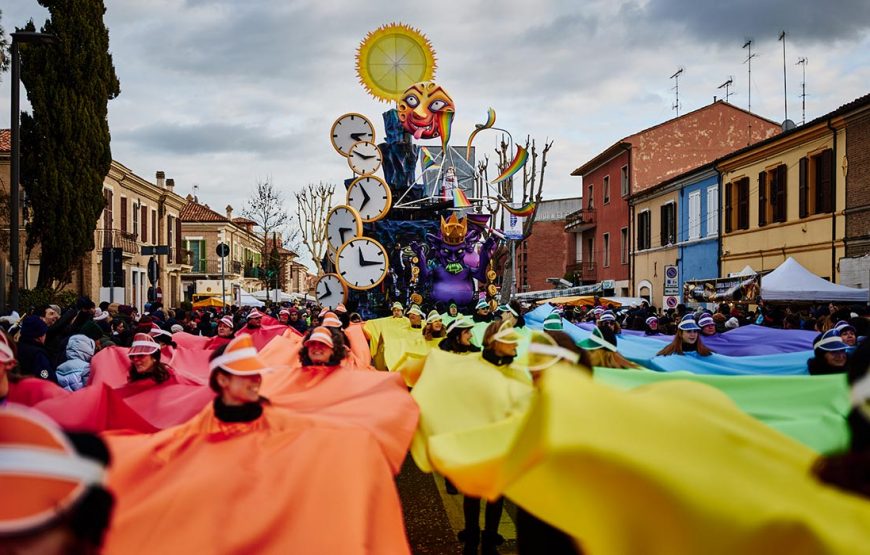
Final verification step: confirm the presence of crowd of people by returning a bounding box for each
[1,292,869,554]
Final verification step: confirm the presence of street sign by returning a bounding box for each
[141,245,170,256]
[216,243,230,258]
[664,265,679,296]
[663,295,679,309]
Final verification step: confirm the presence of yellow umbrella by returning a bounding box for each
[192,297,225,308]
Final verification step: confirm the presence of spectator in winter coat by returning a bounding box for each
[55,335,95,392]
[16,316,56,382]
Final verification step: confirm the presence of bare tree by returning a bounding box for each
[241,178,299,287]
[480,137,553,303]
[295,182,335,275]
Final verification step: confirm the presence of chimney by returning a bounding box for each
[226,205,234,220]
[156,171,165,188]
[165,178,175,191]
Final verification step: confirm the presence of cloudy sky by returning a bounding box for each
[2,1,869,268]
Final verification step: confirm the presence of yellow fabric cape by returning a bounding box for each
[413,359,870,554]
[364,316,411,370]
[410,349,534,474]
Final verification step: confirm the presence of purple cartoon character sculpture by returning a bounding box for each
[411,214,498,307]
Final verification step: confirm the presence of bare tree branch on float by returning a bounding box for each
[484,136,552,303]
[295,182,335,276]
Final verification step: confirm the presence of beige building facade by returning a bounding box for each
[179,199,265,303]
[717,116,848,281]
[630,188,680,303]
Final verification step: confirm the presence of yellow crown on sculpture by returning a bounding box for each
[440,214,467,245]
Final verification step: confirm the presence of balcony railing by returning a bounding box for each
[565,208,596,232]
[567,260,597,282]
[96,228,139,256]
[186,258,246,275]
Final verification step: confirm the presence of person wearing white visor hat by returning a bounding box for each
[438,316,479,354]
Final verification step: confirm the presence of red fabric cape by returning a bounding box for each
[102,404,410,554]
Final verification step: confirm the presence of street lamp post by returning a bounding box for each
[9,31,58,311]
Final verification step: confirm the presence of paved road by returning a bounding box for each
[397,455,518,554]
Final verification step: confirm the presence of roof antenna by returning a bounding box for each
[717,77,734,103]
[670,67,684,117]
[742,39,757,113]
[796,57,808,124]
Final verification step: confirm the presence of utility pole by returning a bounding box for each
[743,39,757,113]
[797,57,808,124]
[670,68,683,117]
[717,77,734,103]
[779,31,788,122]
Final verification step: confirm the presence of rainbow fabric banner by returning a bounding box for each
[453,188,472,209]
[420,146,437,170]
[439,110,454,150]
[491,145,528,184]
[465,107,497,160]
[502,200,536,217]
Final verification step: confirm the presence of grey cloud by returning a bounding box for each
[115,121,296,156]
[635,0,870,46]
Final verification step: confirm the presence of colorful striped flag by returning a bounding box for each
[491,145,529,184]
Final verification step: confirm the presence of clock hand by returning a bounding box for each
[319,282,332,299]
[350,132,369,141]
[359,186,371,211]
[358,249,381,267]
[339,226,352,243]
[353,151,376,160]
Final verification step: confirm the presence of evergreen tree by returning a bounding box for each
[18,0,120,289]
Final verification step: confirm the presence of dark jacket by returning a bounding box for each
[17,337,58,383]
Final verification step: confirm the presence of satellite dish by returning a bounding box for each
[782,119,796,131]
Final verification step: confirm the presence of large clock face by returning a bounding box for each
[315,273,347,309]
[346,175,392,222]
[330,113,375,157]
[347,141,382,176]
[336,237,389,290]
[325,205,363,253]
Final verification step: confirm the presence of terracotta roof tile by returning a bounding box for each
[232,217,257,226]
[0,129,10,152]
[179,200,230,222]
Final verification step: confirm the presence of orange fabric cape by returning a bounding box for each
[102,403,410,554]
[260,361,419,475]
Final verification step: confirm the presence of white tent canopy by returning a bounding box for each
[761,257,869,303]
[251,289,294,302]
[238,290,265,307]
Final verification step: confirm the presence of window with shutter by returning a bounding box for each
[758,171,767,227]
[707,185,719,236]
[799,157,808,218]
[773,165,787,223]
[815,149,833,214]
[737,178,750,230]
[603,233,610,267]
[141,205,148,242]
[175,218,183,264]
[621,227,629,264]
[120,197,128,232]
[167,215,174,263]
[725,182,733,233]
[103,189,113,230]
[151,210,157,244]
[688,191,701,241]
